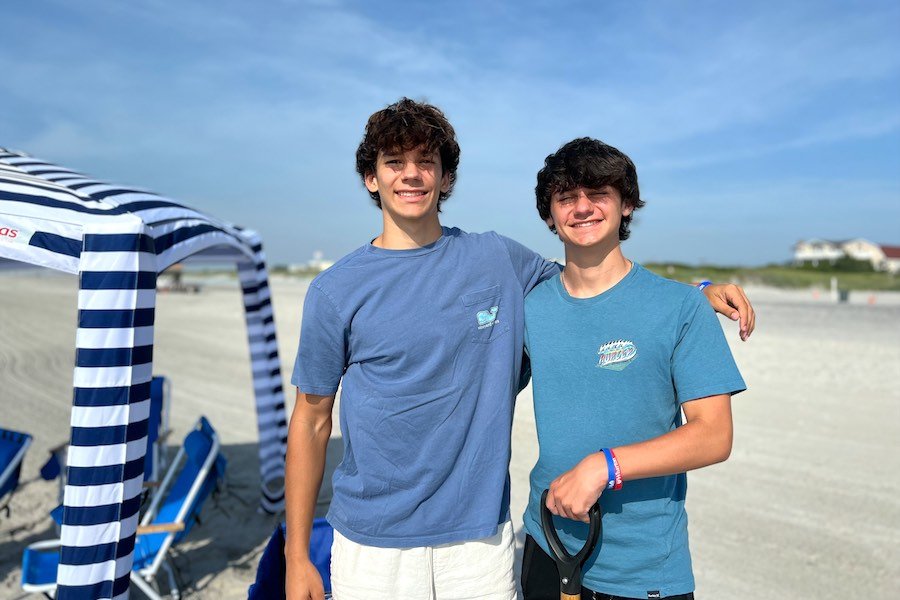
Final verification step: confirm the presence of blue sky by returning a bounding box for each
[2,0,898,266]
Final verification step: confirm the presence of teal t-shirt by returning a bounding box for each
[523,263,746,597]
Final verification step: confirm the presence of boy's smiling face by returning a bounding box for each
[546,185,632,249]
[365,146,449,224]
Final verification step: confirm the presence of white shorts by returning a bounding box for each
[330,520,517,600]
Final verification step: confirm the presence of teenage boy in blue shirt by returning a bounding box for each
[285,100,754,600]
[521,137,746,600]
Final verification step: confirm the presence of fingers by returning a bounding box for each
[285,563,326,600]
[311,576,326,600]
[704,284,739,321]
[743,288,756,338]
[547,492,572,520]
[546,488,560,516]
[725,285,748,332]
[707,284,757,341]
[725,284,756,340]
[547,486,593,522]
[546,488,573,520]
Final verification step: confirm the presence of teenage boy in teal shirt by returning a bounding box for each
[522,138,746,599]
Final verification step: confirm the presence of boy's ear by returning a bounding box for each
[545,217,556,230]
[440,169,450,193]
[622,203,633,217]
[365,172,379,193]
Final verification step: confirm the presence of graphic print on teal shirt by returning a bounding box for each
[596,339,637,371]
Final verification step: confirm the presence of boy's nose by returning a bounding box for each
[574,192,595,214]
[401,162,422,179]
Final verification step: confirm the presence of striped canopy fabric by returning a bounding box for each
[0,148,288,600]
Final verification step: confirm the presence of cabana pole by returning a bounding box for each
[238,239,288,513]
[58,220,157,599]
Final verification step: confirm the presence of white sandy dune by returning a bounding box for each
[1,273,898,599]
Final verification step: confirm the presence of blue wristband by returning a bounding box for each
[601,448,616,490]
[696,280,712,291]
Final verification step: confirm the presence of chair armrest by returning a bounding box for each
[137,522,185,535]
[26,538,63,551]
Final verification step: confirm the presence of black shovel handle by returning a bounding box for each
[540,489,602,599]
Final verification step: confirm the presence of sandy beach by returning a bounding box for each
[1,272,898,599]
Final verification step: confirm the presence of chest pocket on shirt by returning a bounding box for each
[461,285,511,344]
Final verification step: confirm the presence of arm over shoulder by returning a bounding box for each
[497,234,561,294]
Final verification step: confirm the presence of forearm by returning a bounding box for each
[613,407,733,482]
[547,394,734,522]
[284,398,332,563]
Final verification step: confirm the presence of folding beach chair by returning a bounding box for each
[21,416,226,600]
[0,427,32,518]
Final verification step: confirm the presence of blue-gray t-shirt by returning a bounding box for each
[292,227,557,547]
[523,263,746,597]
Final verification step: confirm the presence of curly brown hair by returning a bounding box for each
[536,137,645,240]
[355,98,461,210]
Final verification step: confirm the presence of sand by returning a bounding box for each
[1,273,898,599]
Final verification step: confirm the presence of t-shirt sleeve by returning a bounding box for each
[290,283,348,396]
[498,234,562,295]
[672,289,747,404]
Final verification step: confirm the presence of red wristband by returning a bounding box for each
[609,448,623,490]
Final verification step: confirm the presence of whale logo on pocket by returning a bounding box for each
[476,306,499,329]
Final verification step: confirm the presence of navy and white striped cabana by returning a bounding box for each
[0,148,287,600]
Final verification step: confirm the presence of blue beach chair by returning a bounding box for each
[21,417,226,600]
[0,427,32,518]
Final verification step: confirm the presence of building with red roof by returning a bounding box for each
[794,238,900,273]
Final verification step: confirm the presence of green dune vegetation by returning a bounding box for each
[177,260,900,292]
[645,260,900,292]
